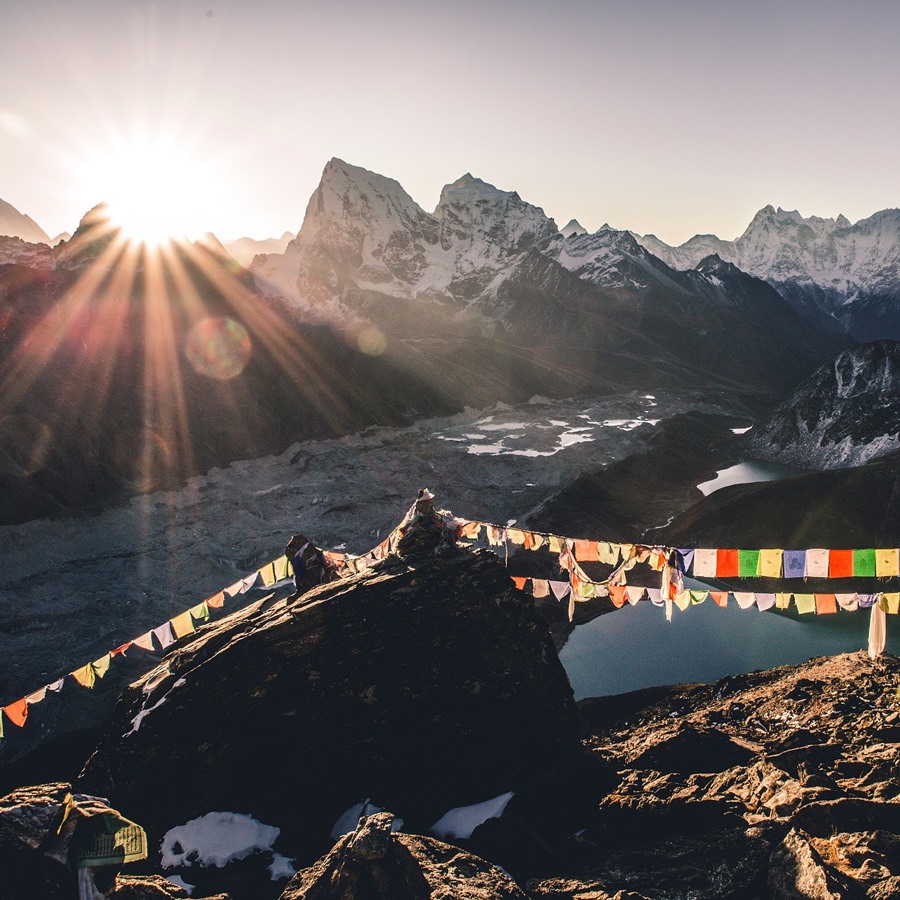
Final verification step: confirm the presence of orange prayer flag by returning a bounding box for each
[608,584,628,608]
[3,697,28,727]
[523,531,534,550]
[206,591,225,609]
[511,576,527,590]
[709,591,729,608]
[716,549,739,577]
[815,593,838,615]
[828,550,853,579]
[574,539,598,562]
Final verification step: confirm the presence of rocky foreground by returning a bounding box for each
[1,518,898,899]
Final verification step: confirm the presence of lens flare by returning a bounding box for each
[185,317,252,379]
[357,325,387,356]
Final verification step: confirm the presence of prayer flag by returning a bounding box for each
[806,549,829,579]
[25,687,46,705]
[775,593,792,609]
[609,584,627,608]
[869,602,887,659]
[598,542,619,564]
[274,555,291,580]
[530,533,545,550]
[716,549,739,577]
[883,592,900,614]
[853,549,876,577]
[647,549,667,572]
[673,591,691,612]
[815,594,837,615]
[573,577,596,599]
[758,549,783,578]
[461,521,481,540]
[574,539,598,562]
[507,528,526,545]
[734,592,756,609]
[710,591,728,608]
[259,562,276,587]
[549,581,571,601]
[511,576,527,590]
[3,698,27,727]
[152,622,176,649]
[532,579,550,598]
[47,679,64,693]
[224,579,244,598]
[875,549,899,578]
[755,593,776,611]
[522,532,534,549]
[858,594,878,608]
[170,611,195,639]
[92,655,111,678]
[71,664,95,689]
[548,535,563,554]
[206,592,225,609]
[646,587,663,605]
[738,550,760,578]
[692,549,717,578]
[190,602,210,622]
[829,550,853,579]
[783,551,807,578]
[487,526,505,546]
[679,549,695,573]
[111,642,132,657]
[794,593,816,615]
[132,632,155,651]
[689,590,708,605]
[836,593,859,612]
[240,572,260,593]
[626,586,646,605]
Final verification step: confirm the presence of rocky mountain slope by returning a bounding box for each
[744,341,900,469]
[223,231,294,268]
[638,205,900,339]
[2,521,897,899]
[0,197,50,245]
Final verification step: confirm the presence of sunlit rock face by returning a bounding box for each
[0,197,50,245]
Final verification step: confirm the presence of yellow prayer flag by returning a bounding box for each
[674,590,691,611]
[170,611,196,639]
[876,549,900,578]
[530,533,545,550]
[775,593,792,609]
[548,535,563,554]
[92,655,111,678]
[71,664,96,689]
[758,549,783,578]
[794,593,816,615]
[506,528,526,545]
[882,592,900,615]
[274,555,290,580]
[259,562,277,587]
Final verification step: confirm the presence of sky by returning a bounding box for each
[1,0,899,244]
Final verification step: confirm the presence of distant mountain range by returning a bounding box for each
[637,205,900,340]
[0,197,50,245]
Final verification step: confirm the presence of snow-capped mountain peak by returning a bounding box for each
[560,219,587,238]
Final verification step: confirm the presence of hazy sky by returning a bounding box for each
[2,0,898,243]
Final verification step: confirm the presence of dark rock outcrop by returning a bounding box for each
[79,533,582,878]
[111,875,231,898]
[280,811,527,899]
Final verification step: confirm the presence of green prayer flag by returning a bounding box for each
[794,593,816,615]
[853,548,876,577]
[739,549,761,578]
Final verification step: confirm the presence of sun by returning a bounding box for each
[75,130,223,247]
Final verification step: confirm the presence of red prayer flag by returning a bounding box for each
[716,549,739,577]
[3,697,28,727]
[609,584,628,608]
[110,642,132,657]
[511,576,527,590]
[815,593,838,615]
[828,550,853,579]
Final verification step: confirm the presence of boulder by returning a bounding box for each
[79,531,582,876]
[110,874,231,898]
[279,811,527,899]
[768,827,862,899]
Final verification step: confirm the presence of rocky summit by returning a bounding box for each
[78,520,583,894]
